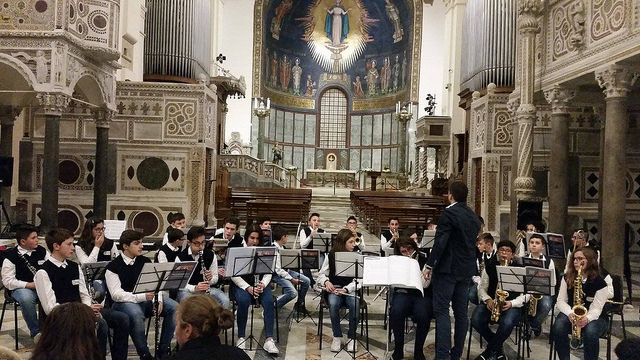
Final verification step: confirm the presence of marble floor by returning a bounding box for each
[1,186,638,359]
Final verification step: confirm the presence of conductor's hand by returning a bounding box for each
[218,268,226,277]
[502,301,512,311]
[145,292,155,301]
[95,233,105,248]
[195,282,210,292]
[325,281,335,293]
[485,299,495,311]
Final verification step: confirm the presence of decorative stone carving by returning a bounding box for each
[93,107,114,128]
[493,110,513,147]
[10,50,49,83]
[518,0,542,34]
[437,146,449,176]
[53,42,67,85]
[0,106,22,125]
[591,0,626,41]
[595,64,640,98]
[543,86,575,114]
[568,1,586,47]
[36,93,70,116]
[165,101,197,137]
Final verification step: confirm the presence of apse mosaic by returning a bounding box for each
[263,0,413,104]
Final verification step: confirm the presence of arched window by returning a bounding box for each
[319,88,347,148]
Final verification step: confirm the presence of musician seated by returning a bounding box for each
[299,212,325,287]
[272,226,310,312]
[155,228,184,263]
[564,230,613,299]
[471,240,526,360]
[516,221,539,257]
[380,217,400,256]
[469,233,496,305]
[105,230,177,360]
[525,233,555,337]
[213,217,245,248]
[76,218,120,302]
[257,216,273,245]
[162,212,186,245]
[551,247,609,360]
[35,228,129,360]
[230,225,279,355]
[177,227,230,309]
[346,216,366,252]
[1,224,47,341]
[317,229,361,353]
[390,238,432,360]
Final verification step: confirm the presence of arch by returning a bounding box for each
[0,54,39,106]
[68,71,108,108]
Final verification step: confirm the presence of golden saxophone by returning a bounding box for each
[570,265,587,350]
[528,294,543,317]
[490,258,510,323]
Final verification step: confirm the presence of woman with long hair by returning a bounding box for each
[317,228,360,353]
[173,294,250,359]
[551,247,609,360]
[30,302,102,360]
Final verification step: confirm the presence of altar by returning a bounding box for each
[306,169,357,188]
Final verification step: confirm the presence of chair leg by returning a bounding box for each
[620,312,627,339]
[14,304,18,350]
[0,301,6,332]
[275,301,280,343]
[318,302,323,350]
[466,322,473,360]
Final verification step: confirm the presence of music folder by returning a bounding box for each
[420,230,436,249]
[545,232,566,259]
[363,256,424,295]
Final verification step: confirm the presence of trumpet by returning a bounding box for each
[490,257,510,323]
[570,265,587,350]
[352,230,362,246]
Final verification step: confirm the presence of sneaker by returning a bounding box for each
[496,354,508,360]
[236,337,246,350]
[263,338,279,355]
[532,325,542,337]
[473,352,490,360]
[331,337,342,352]
[33,333,41,344]
[346,339,357,353]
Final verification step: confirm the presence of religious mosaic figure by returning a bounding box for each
[352,75,365,98]
[304,75,317,96]
[291,58,303,95]
[272,143,283,165]
[280,55,291,92]
[271,51,279,88]
[270,0,293,40]
[385,0,403,43]
[325,0,351,46]
[380,57,391,94]
[392,55,401,91]
[366,60,379,96]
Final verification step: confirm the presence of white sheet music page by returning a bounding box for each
[103,220,126,240]
[363,256,423,295]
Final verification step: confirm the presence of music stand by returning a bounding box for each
[311,233,332,254]
[281,248,319,325]
[81,261,109,301]
[333,252,374,359]
[133,262,196,360]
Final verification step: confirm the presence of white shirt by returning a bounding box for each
[563,249,612,298]
[1,246,50,290]
[75,242,119,264]
[316,255,359,295]
[477,263,527,308]
[105,254,163,303]
[380,230,398,257]
[156,243,180,263]
[273,242,293,280]
[299,226,321,249]
[230,244,272,290]
[556,277,609,322]
[34,257,91,315]
[176,247,219,293]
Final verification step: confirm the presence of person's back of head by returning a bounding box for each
[272,226,286,243]
[449,181,468,203]
[615,338,640,360]
[176,294,234,339]
[167,228,185,244]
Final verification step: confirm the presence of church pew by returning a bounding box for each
[228,187,312,225]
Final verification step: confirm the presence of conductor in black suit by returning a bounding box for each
[424,181,480,360]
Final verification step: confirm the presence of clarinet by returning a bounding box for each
[153,293,160,358]
[16,251,38,277]
[198,250,210,291]
[83,266,101,329]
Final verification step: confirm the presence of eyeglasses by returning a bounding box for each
[574,256,586,261]
[94,227,106,232]
[191,241,205,247]
[498,249,513,254]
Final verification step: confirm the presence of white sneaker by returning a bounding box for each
[236,337,246,350]
[33,333,41,344]
[330,337,342,352]
[263,338,279,355]
[347,338,357,353]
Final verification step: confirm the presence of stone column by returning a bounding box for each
[413,146,420,184]
[421,147,428,186]
[93,108,112,220]
[507,97,520,240]
[398,119,409,173]
[37,93,69,232]
[595,64,639,276]
[0,106,21,211]
[544,86,575,238]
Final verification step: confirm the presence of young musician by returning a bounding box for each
[155,227,184,263]
[516,221,539,257]
[76,218,120,300]
[472,240,526,360]
[346,216,366,252]
[162,212,186,245]
[380,217,400,256]
[390,238,432,360]
[551,247,609,360]
[317,228,361,353]
[258,216,272,245]
[213,217,244,248]
[272,226,311,312]
[34,228,129,360]
[173,294,250,360]
[229,225,279,355]
[469,233,496,305]
[526,233,555,336]
[105,230,177,360]
[299,212,325,286]
[176,227,230,309]
[564,229,612,298]
[1,224,47,341]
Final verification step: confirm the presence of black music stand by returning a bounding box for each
[281,248,319,325]
[311,233,332,253]
[133,262,196,360]
[81,261,109,301]
[333,252,374,359]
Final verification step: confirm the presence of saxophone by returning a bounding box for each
[490,258,510,323]
[528,294,543,317]
[570,265,587,350]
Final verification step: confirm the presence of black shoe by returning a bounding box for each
[473,352,491,360]
[532,325,542,336]
[496,349,508,360]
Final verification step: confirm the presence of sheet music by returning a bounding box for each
[334,252,364,279]
[362,256,424,295]
[225,247,255,277]
[254,247,276,275]
[103,220,126,240]
[525,267,555,295]
[420,230,436,248]
[133,262,196,294]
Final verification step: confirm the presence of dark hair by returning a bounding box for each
[449,181,468,202]
[223,217,240,229]
[347,215,357,223]
[387,217,399,224]
[30,302,101,360]
[45,228,75,252]
[243,225,264,246]
[566,247,600,289]
[187,226,206,241]
[119,230,144,246]
[257,216,271,225]
[176,294,234,338]
[77,218,103,255]
[331,229,355,252]
[477,232,494,245]
[478,215,485,225]
[394,237,417,255]
[171,212,185,224]
[167,228,185,243]
[496,240,515,253]
[272,226,286,242]
[615,338,640,360]
[528,233,546,245]
[15,224,38,247]
[308,212,320,221]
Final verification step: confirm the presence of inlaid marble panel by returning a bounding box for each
[60,120,78,138]
[382,148,390,169]
[372,114,383,146]
[372,148,382,170]
[268,109,276,140]
[351,115,361,146]
[362,115,372,146]
[294,113,305,144]
[391,115,398,144]
[133,122,163,140]
[283,145,292,166]
[305,114,316,145]
[383,113,392,145]
[284,112,294,143]
[304,147,315,174]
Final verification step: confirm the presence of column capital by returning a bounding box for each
[543,86,576,114]
[507,98,520,117]
[595,64,640,99]
[516,103,537,120]
[518,0,541,34]
[0,106,21,125]
[93,107,115,128]
[36,92,70,116]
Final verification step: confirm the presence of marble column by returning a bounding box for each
[507,97,520,241]
[93,108,112,220]
[420,147,428,186]
[413,146,420,184]
[0,106,20,212]
[37,93,70,232]
[544,86,575,238]
[595,64,639,276]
